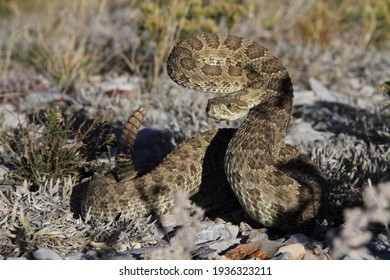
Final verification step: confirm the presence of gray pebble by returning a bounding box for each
[0,103,24,129]
[32,248,62,260]
[22,91,63,110]
[65,253,95,260]
[110,246,166,260]
[372,233,390,251]
[208,239,241,253]
[0,166,8,181]
[246,229,269,243]
[270,252,294,260]
[285,121,332,144]
[303,250,330,260]
[285,233,320,244]
[99,76,137,94]
[238,222,252,235]
[309,78,350,104]
[195,222,239,243]
[368,233,390,259]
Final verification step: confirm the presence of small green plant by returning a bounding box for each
[0,107,115,185]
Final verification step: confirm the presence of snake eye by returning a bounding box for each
[227,102,232,108]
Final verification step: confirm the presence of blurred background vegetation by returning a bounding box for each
[0,0,389,92]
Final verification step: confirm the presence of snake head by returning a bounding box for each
[206,97,249,120]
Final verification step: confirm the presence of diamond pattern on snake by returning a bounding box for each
[81,34,329,232]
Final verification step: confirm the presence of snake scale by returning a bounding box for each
[81,34,329,231]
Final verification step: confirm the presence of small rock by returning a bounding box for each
[373,233,390,250]
[270,252,294,260]
[65,253,94,260]
[99,76,137,95]
[32,248,62,260]
[246,229,269,242]
[159,214,180,228]
[238,222,252,236]
[0,103,24,129]
[309,78,350,104]
[208,239,241,253]
[0,166,8,181]
[193,245,219,260]
[225,240,284,260]
[22,91,63,110]
[113,242,131,253]
[285,120,332,144]
[360,85,375,97]
[285,233,320,244]
[214,217,228,224]
[195,222,239,243]
[277,243,306,260]
[303,249,329,260]
[294,90,318,106]
[348,77,361,90]
[194,239,240,260]
[110,252,139,260]
[111,246,165,260]
[368,233,390,259]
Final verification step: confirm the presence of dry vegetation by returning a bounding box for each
[1,0,389,91]
[0,0,389,259]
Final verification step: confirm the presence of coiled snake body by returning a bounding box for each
[81,34,328,231]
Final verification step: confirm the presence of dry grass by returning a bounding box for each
[0,178,84,258]
[1,0,389,93]
[246,0,390,48]
[0,177,158,258]
[15,0,109,92]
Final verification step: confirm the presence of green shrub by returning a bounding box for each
[0,108,115,185]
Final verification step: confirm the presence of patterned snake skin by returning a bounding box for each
[81,34,329,231]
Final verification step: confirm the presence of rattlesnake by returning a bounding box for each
[81,34,329,231]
